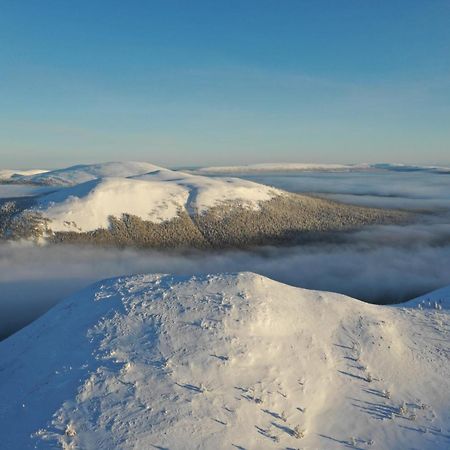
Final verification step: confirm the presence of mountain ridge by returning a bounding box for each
[0,162,408,248]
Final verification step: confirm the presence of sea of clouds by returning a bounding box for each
[1,169,450,340]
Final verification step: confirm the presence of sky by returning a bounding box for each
[0,0,449,168]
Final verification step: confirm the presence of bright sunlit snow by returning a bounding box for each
[0,273,448,449]
[15,162,283,232]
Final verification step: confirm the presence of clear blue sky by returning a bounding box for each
[1,0,449,168]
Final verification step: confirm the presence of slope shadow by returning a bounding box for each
[175,382,203,393]
[350,397,397,420]
[271,421,295,436]
[261,409,283,420]
[255,425,278,442]
[337,370,366,381]
[318,434,365,450]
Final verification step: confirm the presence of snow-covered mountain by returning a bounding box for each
[28,168,283,233]
[20,161,164,186]
[0,272,448,449]
[0,169,49,181]
[0,162,406,247]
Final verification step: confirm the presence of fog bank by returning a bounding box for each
[2,229,450,340]
[2,169,450,340]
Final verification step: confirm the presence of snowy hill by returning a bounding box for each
[19,161,164,186]
[29,169,283,233]
[0,273,448,449]
[0,161,406,246]
[0,169,49,181]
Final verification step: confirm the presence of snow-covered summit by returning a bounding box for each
[34,177,190,230]
[0,169,49,181]
[0,161,408,245]
[133,169,282,214]
[23,163,283,233]
[21,161,164,186]
[0,272,448,449]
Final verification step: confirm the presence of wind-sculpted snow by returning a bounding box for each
[0,273,448,449]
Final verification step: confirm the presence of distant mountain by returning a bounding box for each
[194,162,450,174]
[0,272,448,449]
[193,162,370,173]
[17,161,164,186]
[0,162,407,248]
[0,169,49,181]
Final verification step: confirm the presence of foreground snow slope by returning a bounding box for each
[0,273,448,450]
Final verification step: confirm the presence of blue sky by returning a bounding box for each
[1,0,449,168]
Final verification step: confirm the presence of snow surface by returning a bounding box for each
[0,272,448,449]
[35,177,190,231]
[194,163,450,174]
[20,163,283,232]
[133,170,283,215]
[404,285,450,310]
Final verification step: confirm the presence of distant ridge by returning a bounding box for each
[193,162,450,174]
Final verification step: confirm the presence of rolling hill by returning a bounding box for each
[0,162,407,248]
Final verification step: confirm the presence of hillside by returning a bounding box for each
[0,162,407,248]
[0,272,448,449]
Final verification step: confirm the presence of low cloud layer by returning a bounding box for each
[241,171,450,210]
[2,170,450,340]
[2,224,450,340]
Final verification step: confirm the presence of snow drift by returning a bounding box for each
[0,272,448,449]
